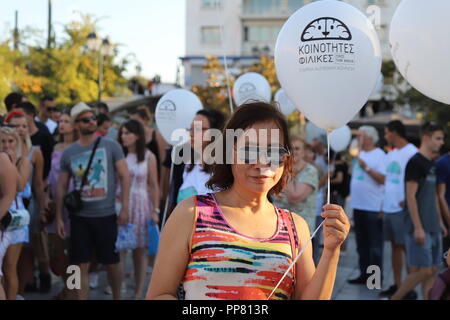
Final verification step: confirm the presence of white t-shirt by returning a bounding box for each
[177,164,214,204]
[382,143,418,213]
[350,148,387,211]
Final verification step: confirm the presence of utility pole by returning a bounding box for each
[47,0,52,49]
[13,10,19,50]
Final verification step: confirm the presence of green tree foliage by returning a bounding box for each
[0,13,130,114]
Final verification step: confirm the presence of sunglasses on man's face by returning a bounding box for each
[76,115,97,124]
[46,107,57,112]
[237,146,290,166]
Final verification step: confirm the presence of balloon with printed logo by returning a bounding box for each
[390,0,450,104]
[233,72,272,106]
[274,89,297,115]
[329,125,352,152]
[155,89,203,145]
[275,0,382,130]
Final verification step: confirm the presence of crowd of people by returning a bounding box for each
[0,91,449,300]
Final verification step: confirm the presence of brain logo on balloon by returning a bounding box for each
[159,100,176,111]
[301,17,352,42]
[238,83,256,95]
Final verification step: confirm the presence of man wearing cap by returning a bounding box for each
[348,125,386,285]
[55,102,130,300]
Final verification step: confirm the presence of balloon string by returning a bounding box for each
[327,129,331,205]
[267,219,325,300]
[267,129,332,300]
[217,8,234,114]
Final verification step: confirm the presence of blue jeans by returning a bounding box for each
[353,209,384,279]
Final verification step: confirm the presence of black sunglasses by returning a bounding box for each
[76,115,97,124]
[238,146,290,166]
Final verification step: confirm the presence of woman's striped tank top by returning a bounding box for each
[182,193,299,300]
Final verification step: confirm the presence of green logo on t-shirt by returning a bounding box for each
[355,163,364,181]
[387,161,401,184]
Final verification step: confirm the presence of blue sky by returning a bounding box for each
[0,0,186,83]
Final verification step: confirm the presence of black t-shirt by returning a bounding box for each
[331,162,350,198]
[31,121,55,179]
[404,152,440,233]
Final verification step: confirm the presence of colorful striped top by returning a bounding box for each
[182,193,300,300]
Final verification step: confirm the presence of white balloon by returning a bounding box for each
[155,89,203,145]
[233,72,272,106]
[390,0,450,105]
[274,89,297,115]
[329,125,352,152]
[275,0,382,130]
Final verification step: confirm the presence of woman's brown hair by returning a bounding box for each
[206,102,292,196]
[118,119,147,163]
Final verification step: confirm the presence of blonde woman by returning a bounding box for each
[6,111,51,295]
[0,126,31,300]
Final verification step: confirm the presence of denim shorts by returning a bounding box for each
[405,231,442,268]
[384,211,407,245]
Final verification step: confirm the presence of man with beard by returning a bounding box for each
[55,102,130,300]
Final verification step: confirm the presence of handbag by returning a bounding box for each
[0,198,30,232]
[64,137,101,214]
[115,224,137,252]
[429,268,450,300]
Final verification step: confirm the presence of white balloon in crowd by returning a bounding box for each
[274,89,297,115]
[390,0,450,105]
[233,72,272,106]
[155,89,203,145]
[275,0,382,130]
[329,125,352,152]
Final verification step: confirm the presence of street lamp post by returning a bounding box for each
[86,32,114,102]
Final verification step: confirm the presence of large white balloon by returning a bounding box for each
[233,72,272,106]
[155,89,203,145]
[275,0,382,130]
[329,125,352,152]
[274,89,297,115]
[390,0,450,105]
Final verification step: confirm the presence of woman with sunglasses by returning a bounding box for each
[46,110,77,299]
[147,102,350,300]
[0,126,31,300]
[118,119,160,299]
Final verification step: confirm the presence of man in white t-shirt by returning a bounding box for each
[348,126,386,285]
[379,120,418,298]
